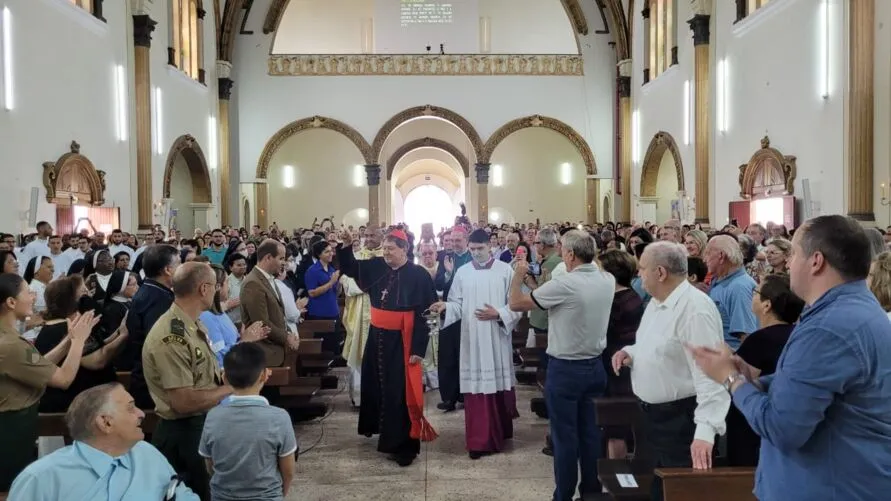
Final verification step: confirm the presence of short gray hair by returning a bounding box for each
[561,230,597,263]
[865,228,886,260]
[644,241,688,276]
[709,235,744,267]
[65,382,122,441]
[538,227,558,247]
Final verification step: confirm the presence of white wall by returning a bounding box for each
[630,0,847,227]
[236,0,615,227]
[272,0,577,54]
[0,0,220,234]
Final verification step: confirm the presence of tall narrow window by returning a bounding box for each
[647,0,675,80]
[738,0,772,21]
[68,0,93,13]
[169,0,204,81]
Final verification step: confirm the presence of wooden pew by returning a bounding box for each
[38,410,161,443]
[116,371,132,390]
[656,468,756,501]
[595,397,757,501]
[298,320,339,389]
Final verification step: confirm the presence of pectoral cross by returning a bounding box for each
[380,289,389,303]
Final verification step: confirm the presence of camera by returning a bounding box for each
[527,263,541,276]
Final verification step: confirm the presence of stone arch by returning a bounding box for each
[42,141,107,206]
[480,115,597,175]
[737,136,797,199]
[372,105,485,163]
[561,0,590,35]
[163,134,213,204]
[639,131,685,197]
[386,137,470,180]
[256,116,374,179]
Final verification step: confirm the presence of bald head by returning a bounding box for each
[706,234,744,269]
[172,261,215,298]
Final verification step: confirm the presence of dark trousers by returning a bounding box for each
[545,356,607,501]
[639,396,697,501]
[0,404,38,491]
[153,415,210,501]
[437,323,462,404]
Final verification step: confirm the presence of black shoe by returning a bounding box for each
[468,451,483,460]
[395,454,416,467]
[541,446,553,456]
[437,401,456,412]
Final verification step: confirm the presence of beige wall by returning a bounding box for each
[266,129,368,230]
[655,151,680,223]
[488,128,587,224]
[169,155,195,235]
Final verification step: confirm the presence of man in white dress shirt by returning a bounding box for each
[611,241,729,501]
[19,221,53,275]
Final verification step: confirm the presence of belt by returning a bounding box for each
[638,395,696,412]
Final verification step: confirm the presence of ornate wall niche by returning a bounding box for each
[372,105,484,164]
[43,141,107,206]
[256,116,375,179]
[737,136,797,199]
[480,114,597,175]
[163,134,213,203]
[639,131,685,197]
[386,137,470,180]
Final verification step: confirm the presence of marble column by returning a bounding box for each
[365,164,381,227]
[475,163,490,225]
[255,182,268,229]
[689,9,711,225]
[847,0,875,221]
[133,15,156,231]
[641,5,651,84]
[618,59,632,223]
[217,61,234,226]
[586,178,600,224]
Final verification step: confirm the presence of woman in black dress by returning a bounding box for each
[726,273,805,466]
[34,275,129,413]
[598,250,645,459]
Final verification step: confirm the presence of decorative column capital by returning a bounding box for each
[133,15,157,48]
[216,60,233,79]
[690,0,713,17]
[218,78,234,100]
[617,59,632,78]
[641,6,650,19]
[365,164,382,186]
[688,14,711,46]
[617,76,631,98]
[475,163,491,184]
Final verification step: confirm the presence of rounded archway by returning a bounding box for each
[602,195,611,223]
[373,105,484,163]
[243,198,251,228]
[163,135,213,235]
[639,132,685,223]
[392,157,464,226]
[403,185,456,235]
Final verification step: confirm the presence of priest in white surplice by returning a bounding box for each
[431,229,522,459]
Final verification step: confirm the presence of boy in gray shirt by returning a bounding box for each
[199,343,298,501]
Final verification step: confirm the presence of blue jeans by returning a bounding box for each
[545,356,607,501]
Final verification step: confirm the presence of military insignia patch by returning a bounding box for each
[195,347,203,359]
[26,346,41,364]
[170,318,186,336]
[161,335,187,346]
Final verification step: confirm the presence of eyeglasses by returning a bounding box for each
[752,287,761,296]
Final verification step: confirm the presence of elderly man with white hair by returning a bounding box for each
[612,241,729,501]
[704,234,758,350]
[9,382,199,500]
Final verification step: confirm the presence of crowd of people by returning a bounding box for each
[0,212,890,500]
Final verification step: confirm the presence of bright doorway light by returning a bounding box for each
[403,184,454,234]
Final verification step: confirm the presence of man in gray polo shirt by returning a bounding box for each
[509,230,615,501]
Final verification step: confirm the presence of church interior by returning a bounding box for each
[1,0,890,500]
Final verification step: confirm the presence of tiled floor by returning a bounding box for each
[287,370,555,500]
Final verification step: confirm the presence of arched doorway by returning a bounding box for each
[163,134,213,235]
[403,185,455,235]
[602,196,611,223]
[639,132,685,223]
[391,158,464,230]
[243,198,251,229]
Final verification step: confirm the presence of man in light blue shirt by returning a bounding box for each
[691,215,891,501]
[9,383,198,501]
[705,234,757,350]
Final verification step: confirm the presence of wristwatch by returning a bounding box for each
[722,372,745,392]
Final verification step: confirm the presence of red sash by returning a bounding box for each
[370,307,438,442]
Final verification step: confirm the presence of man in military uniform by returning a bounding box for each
[142,262,233,501]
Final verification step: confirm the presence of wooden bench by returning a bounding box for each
[595,397,757,501]
[116,371,132,390]
[656,468,756,501]
[38,410,160,442]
